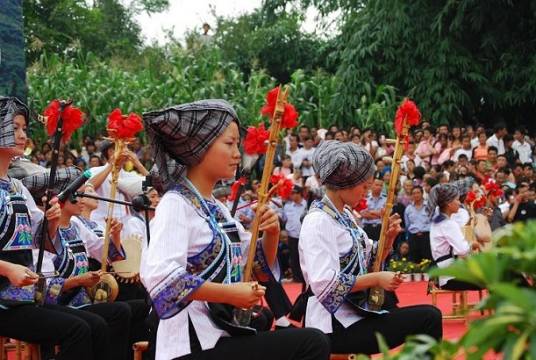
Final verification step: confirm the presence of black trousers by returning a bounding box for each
[363,224,381,243]
[81,302,132,360]
[277,243,291,276]
[125,299,151,359]
[0,304,92,360]
[288,236,304,283]
[441,279,482,291]
[175,327,330,360]
[263,278,293,319]
[329,305,442,355]
[408,232,432,263]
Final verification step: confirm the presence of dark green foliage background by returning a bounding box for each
[0,0,27,100]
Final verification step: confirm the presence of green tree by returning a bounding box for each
[22,0,169,63]
[0,0,27,100]
[273,0,536,131]
[214,8,333,83]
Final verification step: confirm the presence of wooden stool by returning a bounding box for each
[133,341,149,360]
[0,338,40,360]
[330,354,357,360]
[429,282,485,320]
[132,341,359,360]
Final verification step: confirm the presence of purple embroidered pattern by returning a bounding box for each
[64,288,93,308]
[151,268,204,320]
[0,284,34,303]
[318,272,357,314]
[45,277,65,305]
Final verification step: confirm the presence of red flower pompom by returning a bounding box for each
[485,181,504,197]
[261,87,299,129]
[244,123,270,155]
[44,100,85,143]
[465,191,487,209]
[465,191,476,204]
[229,177,247,202]
[270,174,294,199]
[394,99,421,136]
[107,108,144,139]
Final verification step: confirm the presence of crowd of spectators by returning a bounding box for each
[22,122,536,281]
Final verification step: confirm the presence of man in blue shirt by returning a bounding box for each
[281,186,307,283]
[361,177,386,241]
[404,186,432,262]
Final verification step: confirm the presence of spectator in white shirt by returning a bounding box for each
[298,125,311,147]
[453,135,473,161]
[88,140,149,227]
[297,137,316,180]
[513,128,533,164]
[287,134,302,168]
[486,123,507,155]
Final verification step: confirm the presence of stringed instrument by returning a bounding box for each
[86,138,124,303]
[463,193,492,252]
[232,85,296,326]
[368,99,421,311]
[87,109,144,303]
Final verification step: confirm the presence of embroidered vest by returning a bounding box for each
[53,224,92,307]
[0,178,35,306]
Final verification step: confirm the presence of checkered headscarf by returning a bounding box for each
[0,97,30,148]
[143,99,239,190]
[8,158,46,179]
[426,183,459,220]
[312,140,376,189]
[21,166,82,201]
[452,176,475,199]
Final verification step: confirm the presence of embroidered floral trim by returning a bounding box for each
[253,240,276,283]
[151,268,204,320]
[0,284,34,303]
[45,277,65,305]
[317,272,356,314]
[63,288,92,308]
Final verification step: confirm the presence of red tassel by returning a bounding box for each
[394,99,421,150]
[270,174,294,199]
[465,191,487,209]
[244,123,269,155]
[107,108,144,139]
[229,177,247,201]
[485,181,503,197]
[261,87,299,129]
[44,100,85,143]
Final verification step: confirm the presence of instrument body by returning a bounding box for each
[368,122,409,310]
[464,201,492,252]
[111,233,143,283]
[35,102,67,304]
[233,86,289,326]
[87,139,124,303]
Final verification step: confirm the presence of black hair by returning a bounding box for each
[494,123,507,133]
[413,166,426,179]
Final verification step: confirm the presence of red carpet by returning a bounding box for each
[282,280,475,341]
[281,280,501,359]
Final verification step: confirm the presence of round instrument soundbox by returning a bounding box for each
[111,234,144,283]
[87,273,119,303]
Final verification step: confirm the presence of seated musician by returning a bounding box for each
[0,97,94,359]
[298,140,442,355]
[41,179,133,359]
[427,183,482,290]
[140,100,330,360]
